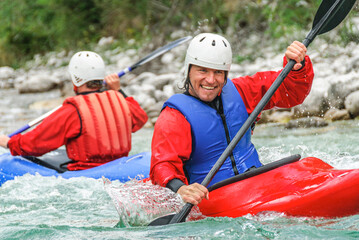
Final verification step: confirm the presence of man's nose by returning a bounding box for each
[206,71,215,83]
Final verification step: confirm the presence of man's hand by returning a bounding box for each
[177,183,209,205]
[285,41,307,70]
[0,135,10,148]
[104,73,121,91]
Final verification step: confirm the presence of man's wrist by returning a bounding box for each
[166,178,186,193]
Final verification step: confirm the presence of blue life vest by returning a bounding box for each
[163,80,262,187]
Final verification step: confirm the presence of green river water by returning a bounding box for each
[1,89,359,239]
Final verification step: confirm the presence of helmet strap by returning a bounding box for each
[188,77,194,91]
[224,71,228,85]
[184,64,194,91]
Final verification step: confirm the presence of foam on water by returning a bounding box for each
[253,120,359,169]
[103,177,204,227]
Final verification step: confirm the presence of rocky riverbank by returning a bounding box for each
[1,33,359,129]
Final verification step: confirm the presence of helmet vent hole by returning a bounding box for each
[212,40,216,46]
[222,40,227,47]
[200,37,206,42]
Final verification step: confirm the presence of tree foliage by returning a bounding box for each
[0,0,357,67]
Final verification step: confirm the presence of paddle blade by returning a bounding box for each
[313,0,357,35]
[148,213,176,226]
[148,203,192,226]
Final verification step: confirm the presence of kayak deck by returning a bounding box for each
[0,151,151,186]
[199,157,359,218]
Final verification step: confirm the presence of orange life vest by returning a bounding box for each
[63,90,132,169]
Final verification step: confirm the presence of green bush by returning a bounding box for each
[0,0,357,68]
[0,0,102,67]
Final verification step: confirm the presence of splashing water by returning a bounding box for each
[1,120,359,239]
[103,177,205,227]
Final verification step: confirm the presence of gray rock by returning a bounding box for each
[163,85,175,98]
[98,36,115,47]
[131,72,156,85]
[140,83,156,97]
[285,117,329,129]
[266,110,294,123]
[345,91,359,117]
[116,55,133,71]
[325,75,359,109]
[150,117,158,126]
[0,66,15,79]
[294,92,327,117]
[126,84,142,96]
[324,108,350,121]
[161,53,175,65]
[154,90,168,102]
[60,80,75,97]
[16,74,60,93]
[143,73,178,90]
[0,67,16,89]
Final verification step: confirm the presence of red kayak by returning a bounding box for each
[198,155,359,218]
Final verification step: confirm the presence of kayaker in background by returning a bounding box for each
[0,51,148,170]
[150,33,314,205]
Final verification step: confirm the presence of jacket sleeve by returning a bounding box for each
[125,96,148,132]
[150,106,192,187]
[232,55,314,114]
[7,104,81,156]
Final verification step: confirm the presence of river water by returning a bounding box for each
[1,89,359,239]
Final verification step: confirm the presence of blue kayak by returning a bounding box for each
[0,150,151,186]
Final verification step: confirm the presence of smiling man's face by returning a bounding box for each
[188,65,226,102]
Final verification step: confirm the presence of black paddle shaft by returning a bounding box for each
[132,36,193,69]
[150,0,357,226]
[117,36,192,77]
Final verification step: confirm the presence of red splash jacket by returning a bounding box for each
[150,56,314,187]
[8,90,148,170]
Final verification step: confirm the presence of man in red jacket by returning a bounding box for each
[150,33,314,205]
[0,51,148,170]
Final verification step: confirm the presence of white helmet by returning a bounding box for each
[68,51,105,87]
[184,33,232,77]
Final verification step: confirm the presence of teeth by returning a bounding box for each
[202,85,215,90]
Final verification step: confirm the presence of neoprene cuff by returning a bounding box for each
[166,178,186,193]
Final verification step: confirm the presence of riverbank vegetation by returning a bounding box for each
[0,0,358,68]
